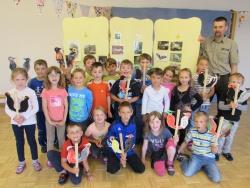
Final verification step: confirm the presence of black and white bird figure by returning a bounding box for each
[23,58,31,72]
[8,56,17,71]
[198,72,218,88]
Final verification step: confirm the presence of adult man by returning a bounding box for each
[200,16,239,116]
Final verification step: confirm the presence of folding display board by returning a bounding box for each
[153,17,202,72]
[63,17,109,68]
[109,17,153,68]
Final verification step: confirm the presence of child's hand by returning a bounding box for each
[118,99,124,103]
[95,139,103,148]
[173,135,179,145]
[108,111,113,118]
[57,120,65,126]
[13,115,25,125]
[201,92,209,101]
[230,101,238,109]
[211,144,218,154]
[71,166,79,175]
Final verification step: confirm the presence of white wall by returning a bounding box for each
[0,1,81,94]
[235,12,250,88]
[1,1,250,95]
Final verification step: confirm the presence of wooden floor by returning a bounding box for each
[0,104,250,188]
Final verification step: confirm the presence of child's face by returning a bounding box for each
[13,74,27,90]
[48,70,60,86]
[151,74,162,87]
[67,126,83,143]
[149,116,161,133]
[93,109,106,124]
[139,59,151,70]
[106,64,117,75]
[92,66,103,80]
[163,70,174,83]
[120,64,132,77]
[72,72,84,88]
[179,71,191,86]
[197,59,208,73]
[118,106,133,125]
[194,116,207,132]
[35,65,47,79]
[229,76,243,88]
[84,58,95,72]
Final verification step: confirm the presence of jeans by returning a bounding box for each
[36,111,47,147]
[181,154,221,183]
[12,124,38,162]
[218,120,239,154]
[47,150,83,185]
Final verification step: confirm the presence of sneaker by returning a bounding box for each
[176,153,189,162]
[215,154,220,161]
[41,146,47,153]
[166,161,175,176]
[16,163,26,174]
[222,153,234,161]
[46,160,53,168]
[33,161,42,171]
[58,173,68,185]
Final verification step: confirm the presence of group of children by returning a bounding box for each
[5,52,248,184]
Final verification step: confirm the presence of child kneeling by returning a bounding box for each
[106,101,145,174]
[141,111,178,176]
[178,111,221,183]
[47,124,92,185]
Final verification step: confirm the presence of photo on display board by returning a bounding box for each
[112,45,124,54]
[98,56,107,65]
[134,41,143,54]
[155,52,167,62]
[84,45,96,54]
[170,53,182,62]
[170,41,183,51]
[157,41,169,50]
[67,41,80,61]
[115,32,121,40]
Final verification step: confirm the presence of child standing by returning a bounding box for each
[161,66,177,99]
[192,56,217,113]
[68,68,93,131]
[28,59,48,153]
[142,68,170,115]
[83,54,96,85]
[141,111,178,176]
[178,112,221,183]
[106,101,145,174]
[85,107,110,161]
[47,124,92,185]
[217,73,248,161]
[133,53,152,144]
[103,57,120,88]
[110,59,140,119]
[41,66,68,158]
[87,62,112,118]
[170,68,203,145]
[5,68,41,174]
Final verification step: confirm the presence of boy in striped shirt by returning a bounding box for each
[178,111,221,183]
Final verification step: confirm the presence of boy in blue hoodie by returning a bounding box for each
[106,101,145,174]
